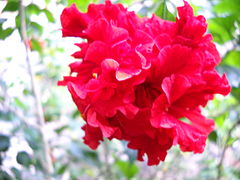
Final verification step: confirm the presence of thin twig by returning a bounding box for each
[216,120,240,180]
[19,0,53,178]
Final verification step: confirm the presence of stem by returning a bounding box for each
[19,0,53,178]
[103,140,112,180]
[216,120,240,180]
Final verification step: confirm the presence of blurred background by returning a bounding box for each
[0,0,239,179]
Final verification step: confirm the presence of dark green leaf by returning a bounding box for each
[42,9,55,23]
[232,168,240,179]
[23,88,31,96]
[11,167,22,180]
[16,151,32,167]
[208,131,217,142]
[0,135,10,152]
[24,127,42,150]
[33,158,44,171]
[72,110,80,119]
[56,164,68,175]
[2,1,19,12]
[0,170,12,180]
[0,27,14,40]
[82,150,98,161]
[231,87,240,100]
[55,125,69,134]
[0,154,2,165]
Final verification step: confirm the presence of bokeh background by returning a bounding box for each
[0,0,239,179]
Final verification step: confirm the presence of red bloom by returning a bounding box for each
[59,0,230,165]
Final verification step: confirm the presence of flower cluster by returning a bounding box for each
[59,0,230,165]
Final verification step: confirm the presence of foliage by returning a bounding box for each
[0,0,239,179]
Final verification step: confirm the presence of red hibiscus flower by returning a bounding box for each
[59,0,230,165]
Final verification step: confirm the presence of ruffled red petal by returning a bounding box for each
[59,0,231,165]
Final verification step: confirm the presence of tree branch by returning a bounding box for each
[103,140,112,180]
[19,0,53,178]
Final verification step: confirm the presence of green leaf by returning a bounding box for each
[13,97,28,110]
[42,9,55,23]
[208,16,236,44]
[115,160,139,179]
[2,1,19,12]
[215,112,228,127]
[26,4,41,15]
[227,137,238,146]
[33,158,44,171]
[45,0,51,5]
[231,87,240,101]
[24,127,42,150]
[214,0,240,16]
[16,151,32,167]
[118,0,132,5]
[179,117,191,124]
[155,2,175,21]
[232,168,240,179]
[30,39,42,52]
[29,22,43,36]
[67,0,98,12]
[72,110,80,119]
[11,167,22,180]
[0,154,2,166]
[55,125,69,134]
[0,27,14,40]
[0,96,4,102]
[0,135,10,152]
[222,50,240,68]
[82,150,98,161]
[208,131,217,142]
[23,88,31,96]
[15,15,20,29]
[0,111,14,122]
[0,170,12,180]
[55,163,68,175]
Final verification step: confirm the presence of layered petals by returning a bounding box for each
[59,0,230,166]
